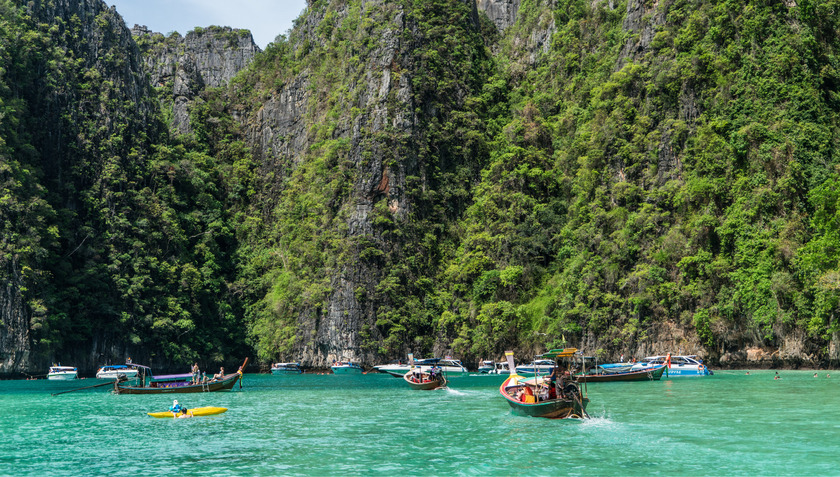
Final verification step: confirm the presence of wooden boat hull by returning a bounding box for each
[147,406,228,418]
[403,371,447,390]
[500,375,588,419]
[116,372,241,394]
[115,358,248,394]
[577,364,667,383]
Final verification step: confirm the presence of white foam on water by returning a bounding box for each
[444,387,469,396]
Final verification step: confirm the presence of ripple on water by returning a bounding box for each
[1,371,839,476]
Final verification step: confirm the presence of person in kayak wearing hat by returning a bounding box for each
[169,400,182,417]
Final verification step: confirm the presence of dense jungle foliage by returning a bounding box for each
[2,0,840,368]
[0,0,249,365]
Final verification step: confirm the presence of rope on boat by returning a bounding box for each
[51,380,118,396]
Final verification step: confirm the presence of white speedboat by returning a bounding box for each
[415,358,469,377]
[374,356,468,377]
[476,360,511,374]
[271,362,303,375]
[47,366,78,380]
[514,359,556,377]
[477,360,495,373]
[491,361,511,374]
[96,364,139,380]
[331,362,363,374]
[373,362,415,377]
[633,354,713,376]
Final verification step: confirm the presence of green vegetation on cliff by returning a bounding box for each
[3,0,840,369]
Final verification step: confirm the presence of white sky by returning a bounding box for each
[107,0,309,49]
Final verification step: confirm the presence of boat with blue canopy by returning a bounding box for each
[270,362,303,375]
[113,358,248,394]
[47,365,78,380]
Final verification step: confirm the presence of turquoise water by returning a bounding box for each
[1,370,838,476]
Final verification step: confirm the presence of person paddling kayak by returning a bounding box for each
[169,399,182,417]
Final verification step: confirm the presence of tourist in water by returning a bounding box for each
[745,371,750,375]
[814,372,818,378]
[774,372,780,380]
[178,408,192,418]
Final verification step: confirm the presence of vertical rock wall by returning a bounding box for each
[133,25,260,135]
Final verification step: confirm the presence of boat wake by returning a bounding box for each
[443,387,471,396]
[579,415,614,428]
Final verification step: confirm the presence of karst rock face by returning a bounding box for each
[133,25,260,135]
[2,0,837,376]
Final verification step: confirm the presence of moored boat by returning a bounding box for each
[147,406,228,418]
[47,365,78,380]
[475,360,511,375]
[96,364,139,380]
[270,362,303,375]
[635,354,713,376]
[477,360,495,373]
[331,361,363,374]
[375,356,468,377]
[403,367,447,390]
[576,363,667,382]
[500,349,589,419]
[415,358,469,376]
[373,361,415,377]
[514,359,556,377]
[114,359,248,394]
[596,363,635,374]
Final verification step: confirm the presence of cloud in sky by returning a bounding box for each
[107,0,308,48]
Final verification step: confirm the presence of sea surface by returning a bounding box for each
[0,370,837,476]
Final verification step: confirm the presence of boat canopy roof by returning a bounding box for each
[416,358,463,366]
[150,373,193,382]
[539,348,578,359]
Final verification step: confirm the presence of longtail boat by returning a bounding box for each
[403,367,447,390]
[575,363,667,383]
[114,358,248,395]
[499,349,589,419]
[147,406,228,418]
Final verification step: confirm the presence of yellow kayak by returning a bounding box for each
[147,406,228,418]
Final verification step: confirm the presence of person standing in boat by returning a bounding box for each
[547,364,561,400]
[191,363,200,384]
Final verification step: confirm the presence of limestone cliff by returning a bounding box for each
[133,25,260,135]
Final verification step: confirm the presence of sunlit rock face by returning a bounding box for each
[133,25,260,135]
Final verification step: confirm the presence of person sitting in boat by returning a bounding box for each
[170,400,182,417]
[519,385,534,402]
[212,367,225,381]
